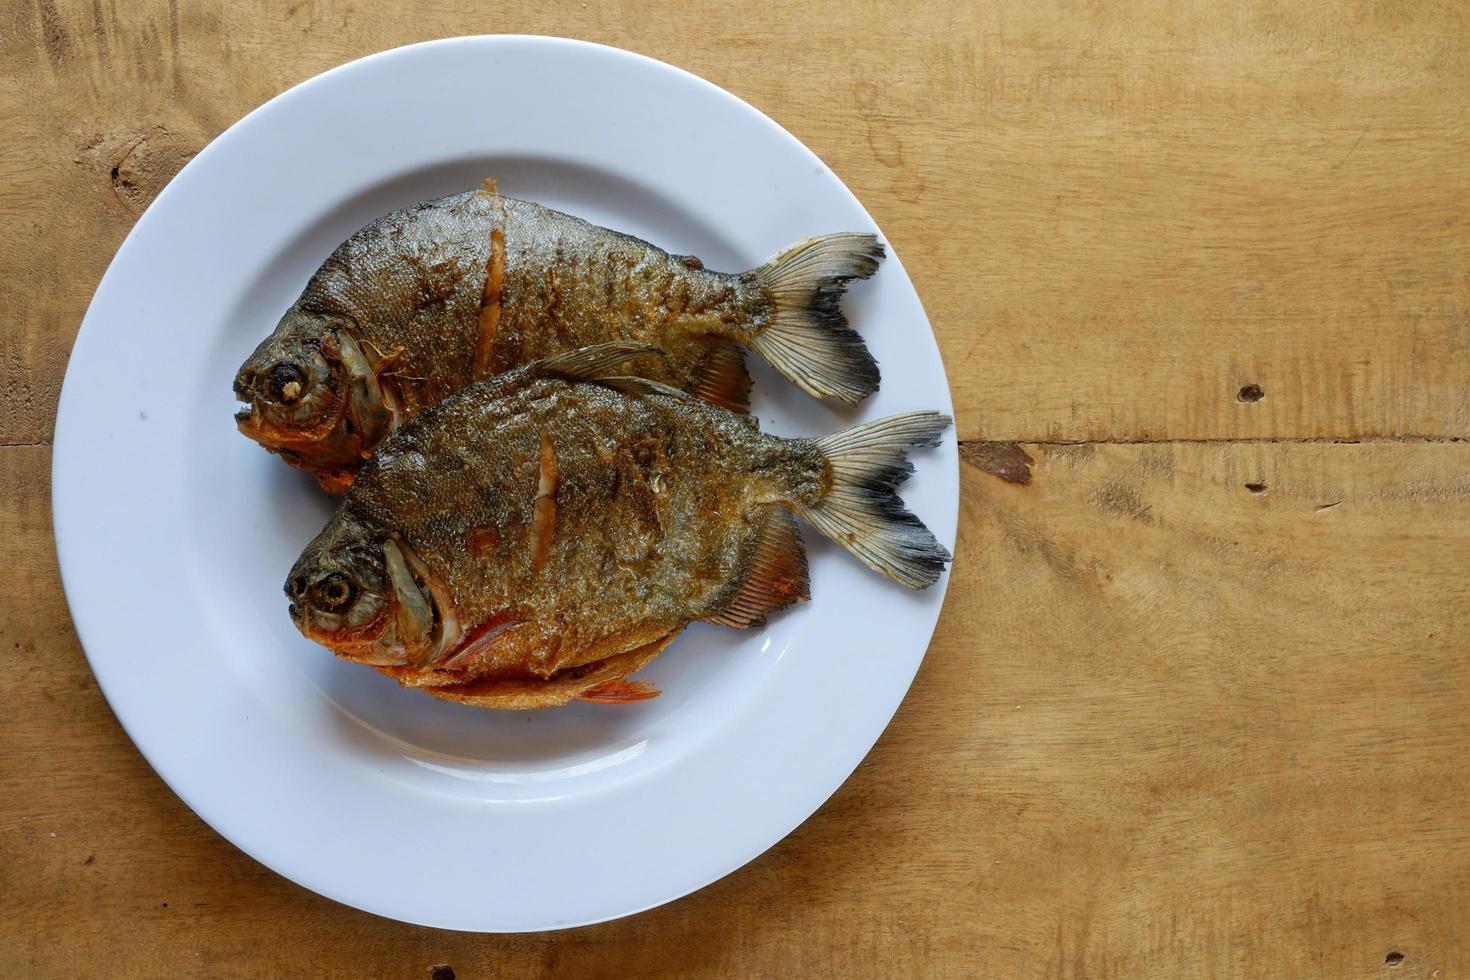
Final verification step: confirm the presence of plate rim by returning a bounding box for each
[52,34,958,931]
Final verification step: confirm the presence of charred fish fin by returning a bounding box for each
[748,233,884,404]
[689,343,753,414]
[577,679,662,704]
[705,508,811,629]
[796,411,952,590]
[531,341,667,382]
[382,539,436,665]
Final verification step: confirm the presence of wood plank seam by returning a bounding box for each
[959,436,1470,447]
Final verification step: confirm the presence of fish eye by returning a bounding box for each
[314,572,356,612]
[262,362,308,404]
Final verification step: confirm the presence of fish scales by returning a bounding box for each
[289,192,765,415]
[355,379,816,673]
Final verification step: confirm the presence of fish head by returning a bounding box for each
[234,309,395,492]
[285,518,400,663]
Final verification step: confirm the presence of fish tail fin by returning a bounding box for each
[795,411,952,589]
[748,234,884,404]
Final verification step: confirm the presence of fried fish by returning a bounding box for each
[284,343,949,709]
[235,184,886,492]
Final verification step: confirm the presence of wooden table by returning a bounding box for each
[5,2,1468,976]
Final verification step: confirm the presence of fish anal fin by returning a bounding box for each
[422,632,678,710]
[577,679,661,704]
[705,508,811,629]
[689,343,752,414]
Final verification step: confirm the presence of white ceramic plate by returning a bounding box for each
[53,36,956,932]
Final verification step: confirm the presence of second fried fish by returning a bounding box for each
[284,343,950,709]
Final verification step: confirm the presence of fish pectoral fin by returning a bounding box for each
[482,343,690,406]
[704,507,811,629]
[576,679,661,704]
[689,343,752,414]
[436,614,529,669]
[590,376,690,401]
[532,342,671,384]
[383,539,436,665]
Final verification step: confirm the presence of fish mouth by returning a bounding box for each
[291,596,406,666]
[233,377,258,428]
[233,376,352,458]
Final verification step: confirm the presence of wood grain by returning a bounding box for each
[4,0,1470,976]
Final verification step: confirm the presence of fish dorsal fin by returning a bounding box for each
[705,508,811,629]
[689,343,752,414]
[532,342,664,382]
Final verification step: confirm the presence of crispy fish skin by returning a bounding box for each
[235,189,884,491]
[285,344,950,709]
[493,197,769,391]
